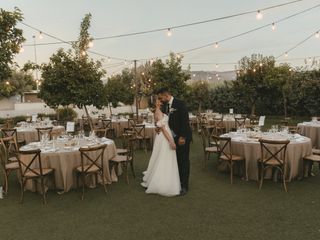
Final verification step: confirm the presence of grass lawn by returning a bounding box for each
[1,116,320,240]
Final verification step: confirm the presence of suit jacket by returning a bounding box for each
[166,98,192,141]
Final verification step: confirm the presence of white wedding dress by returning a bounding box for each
[141,114,181,197]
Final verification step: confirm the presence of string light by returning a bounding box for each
[253,68,256,72]
[124,60,127,65]
[214,42,219,48]
[215,64,219,68]
[272,23,276,31]
[316,31,320,38]
[39,31,43,39]
[88,41,94,48]
[285,52,288,58]
[5,81,9,85]
[107,57,111,62]
[19,47,24,53]
[259,62,263,67]
[256,10,263,20]
[167,28,172,37]
[81,50,86,56]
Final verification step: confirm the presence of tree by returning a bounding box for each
[151,53,190,99]
[187,81,210,113]
[104,69,134,114]
[234,54,275,115]
[38,14,106,129]
[0,7,25,99]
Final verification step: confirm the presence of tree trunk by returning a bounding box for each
[198,103,201,114]
[283,91,287,118]
[251,101,256,116]
[83,105,93,130]
[109,104,112,116]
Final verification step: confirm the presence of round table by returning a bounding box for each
[220,132,312,181]
[210,118,250,132]
[16,126,65,144]
[20,137,117,193]
[297,122,320,149]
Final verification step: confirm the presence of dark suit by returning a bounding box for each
[165,98,192,190]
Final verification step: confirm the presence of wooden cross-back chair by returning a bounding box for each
[17,149,55,204]
[211,135,245,184]
[76,144,107,200]
[0,137,20,194]
[133,124,151,151]
[36,127,53,141]
[200,127,219,167]
[234,117,246,130]
[93,128,108,138]
[128,118,137,129]
[102,119,116,138]
[109,138,135,184]
[213,117,226,134]
[258,138,290,192]
[1,128,25,147]
[4,118,14,129]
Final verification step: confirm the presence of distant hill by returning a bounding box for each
[188,70,236,84]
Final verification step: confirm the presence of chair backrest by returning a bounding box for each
[1,136,19,162]
[258,138,290,166]
[1,128,18,139]
[213,117,224,128]
[0,142,8,167]
[102,119,112,129]
[133,124,145,138]
[212,135,232,160]
[5,119,14,129]
[235,117,246,129]
[17,149,43,178]
[79,144,107,173]
[258,116,266,126]
[128,118,137,128]
[36,127,53,141]
[200,127,209,150]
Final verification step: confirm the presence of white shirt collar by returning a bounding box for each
[168,96,174,108]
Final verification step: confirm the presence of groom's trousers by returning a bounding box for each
[175,139,190,190]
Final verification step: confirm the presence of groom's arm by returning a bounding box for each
[178,100,190,142]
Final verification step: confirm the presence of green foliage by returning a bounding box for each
[185,81,210,112]
[151,53,190,98]
[38,14,106,110]
[0,7,25,98]
[104,69,135,108]
[56,108,77,121]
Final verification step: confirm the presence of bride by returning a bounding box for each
[141,98,181,197]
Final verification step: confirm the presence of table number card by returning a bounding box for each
[31,114,37,122]
[66,122,75,133]
[229,108,234,114]
[258,116,266,126]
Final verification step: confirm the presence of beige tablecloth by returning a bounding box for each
[297,123,320,149]
[20,139,116,193]
[16,126,65,144]
[220,133,312,181]
[210,119,250,132]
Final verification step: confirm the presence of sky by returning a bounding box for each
[2,0,320,75]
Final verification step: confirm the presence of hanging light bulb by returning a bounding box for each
[124,60,127,65]
[315,31,320,39]
[5,81,9,85]
[39,31,43,39]
[88,41,94,48]
[176,53,181,59]
[271,23,276,31]
[308,57,312,62]
[259,63,263,67]
[167,28,172,37]
[214,42,219,48]
[215,64,219,68]
[107,57,111,62]
[19,47,24,53]
[81,50,86,56]
[256,10,263,20]
[142,72,145,76]
[253,68,256,72]
[285,52,288,58]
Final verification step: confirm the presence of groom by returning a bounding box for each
[157,88,192,196]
